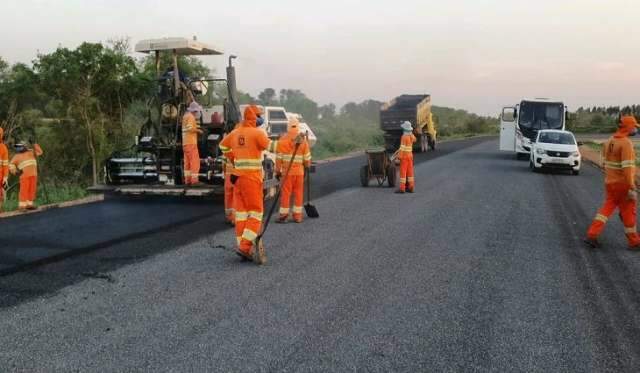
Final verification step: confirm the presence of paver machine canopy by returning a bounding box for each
[103,37,241,192]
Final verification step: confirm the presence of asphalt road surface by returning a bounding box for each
[3,137,640,372]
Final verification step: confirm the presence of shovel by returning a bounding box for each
[304,170,319,218]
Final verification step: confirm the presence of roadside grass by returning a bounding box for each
[583,141,640,166]
[2,182,88,213]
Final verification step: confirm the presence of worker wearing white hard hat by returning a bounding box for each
[396,121,416,194]
[182,101,204,185]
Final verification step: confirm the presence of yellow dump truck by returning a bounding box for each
[380,94,436,153]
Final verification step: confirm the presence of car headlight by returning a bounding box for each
[572,151,580,157]
[535,148,546,155]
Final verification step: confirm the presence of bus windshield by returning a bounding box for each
[518,101,564,130]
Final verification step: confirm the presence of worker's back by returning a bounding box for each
[604,135,636,186]
[223,125,270,179]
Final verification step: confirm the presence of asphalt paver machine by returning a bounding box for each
[96,37,258,196]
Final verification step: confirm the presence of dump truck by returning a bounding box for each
[90,37,278,197]
[380,94,436,153]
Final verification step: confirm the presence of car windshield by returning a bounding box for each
[518,101,564,130]
[538,132,575,145]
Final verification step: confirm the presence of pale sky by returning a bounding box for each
[0,0,638,115]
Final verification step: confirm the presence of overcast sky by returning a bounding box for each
[0,0,638,115]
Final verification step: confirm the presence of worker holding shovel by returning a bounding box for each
[219,105,278,264]
[276,117,312,223]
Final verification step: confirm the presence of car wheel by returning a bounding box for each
[572,169,580,175]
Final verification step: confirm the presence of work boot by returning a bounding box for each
[628,242,640,251]
[235,249,253,261]
[276,215,288,224]
[583,237,601,249]
[407,189,415,193]
[395,190,405,194]
[294,218,303,224]
[27,206,37,210]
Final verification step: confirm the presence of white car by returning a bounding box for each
[529,130,581,175]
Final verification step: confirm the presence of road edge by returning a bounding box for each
[0,194,104,219]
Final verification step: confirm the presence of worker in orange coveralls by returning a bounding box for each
[276,116,311,223]
[9,141,43,211]
[396,121,417,194]
[219,105,278,261]
[182,102,203,185]
[0,127,9,211]
[585,115,640,250]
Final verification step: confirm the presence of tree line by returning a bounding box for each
[0,39,499,192]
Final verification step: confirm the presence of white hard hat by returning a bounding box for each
[401,121,413,132]
[187,102,203,113]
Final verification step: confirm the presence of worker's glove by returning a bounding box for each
[230,175,239,185]
[294,133,305,145]
[629,189,638,201]
[275,172,282,181]
[2,179,7,189]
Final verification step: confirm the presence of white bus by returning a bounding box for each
[500,98,568,159]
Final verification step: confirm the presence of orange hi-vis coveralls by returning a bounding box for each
[0,128,9,209]
[9,144,43,209]
[587,115,640,247]
[223,150,236,224]
[276,120,311,222]
[182,112,201,185]
[219,106,278,254]
[398,133,416,192]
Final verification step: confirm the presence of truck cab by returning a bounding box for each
[500,98,568,159]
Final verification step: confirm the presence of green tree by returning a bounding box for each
[258,88,277,106]
[35,42,143,185]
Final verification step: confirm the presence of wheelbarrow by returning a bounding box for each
[360,149,397,187]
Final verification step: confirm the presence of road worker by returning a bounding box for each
[222,106,265,225]
[0,127,9,211]
[276,116,311,223]
[219,105,278,260]
[9,141,43,211]
[182,102,203,185]
[585,115,640,250]
[396,121,416,194]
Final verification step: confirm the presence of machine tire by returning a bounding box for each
[387,164,397,187]
[360,165,369,187]
[420,134,428,153]
[429,136,436,151]
[572,169,580,175]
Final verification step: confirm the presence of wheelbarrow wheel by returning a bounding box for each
[387,164,397,187]
[360,165,369,187]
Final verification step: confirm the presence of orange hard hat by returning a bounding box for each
[243,105,257,127]
[620,115,640,131]
[250,104,263,116]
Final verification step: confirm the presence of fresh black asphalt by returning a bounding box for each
[3,137,640,372]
